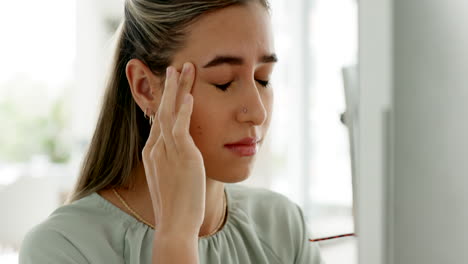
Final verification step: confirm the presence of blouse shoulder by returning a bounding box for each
[19,219,89,264]
[18,193,127,264]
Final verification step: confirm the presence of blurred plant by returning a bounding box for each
[0,74,72,163]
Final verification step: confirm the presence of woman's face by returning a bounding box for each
[170,2,276,183]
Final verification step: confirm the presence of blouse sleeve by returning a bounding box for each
[19,226,89,264]
[294,204,326,264]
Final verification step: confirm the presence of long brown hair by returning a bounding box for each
[66,0,270,204]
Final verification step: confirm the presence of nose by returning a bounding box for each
[236,80,268,126]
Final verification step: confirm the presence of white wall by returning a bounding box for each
[357,0,393,262]
[358,0,468,263]
[392,0,468,263]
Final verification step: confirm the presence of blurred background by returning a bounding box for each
[0,0,357,263]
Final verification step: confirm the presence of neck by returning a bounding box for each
[118,162,226,237]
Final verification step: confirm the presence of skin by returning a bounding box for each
[98,2,276,237]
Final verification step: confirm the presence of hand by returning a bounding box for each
[142,62,206,236]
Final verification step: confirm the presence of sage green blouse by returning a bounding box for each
[19,183,325,263]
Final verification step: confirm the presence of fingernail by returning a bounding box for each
[182,63,189,74]
[184,94,191,104]
[166,67,172,77]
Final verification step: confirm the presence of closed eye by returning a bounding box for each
[214,79,270,92]
[214,82,232,91]
[256,79,270,87]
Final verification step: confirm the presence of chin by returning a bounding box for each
[222,173,250,183]
[208,168,252,184]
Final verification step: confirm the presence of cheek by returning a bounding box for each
[188,106,227,161]
[263,89,274,112]
[262,90,274,127]
[187,81,206,136]
[188,97,204,138]
[187,94,219,144]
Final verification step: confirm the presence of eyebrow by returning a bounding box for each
[202,53,278,68]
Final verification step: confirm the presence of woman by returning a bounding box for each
[19,0,324,263]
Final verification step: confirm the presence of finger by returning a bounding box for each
[142,109,162,164]
[147,139,163,213]
[173,94,195,154]
[144,107,161,150]
[176,62,195,114]
[158,66,178,152]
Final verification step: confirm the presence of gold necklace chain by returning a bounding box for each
[112,188,227,238]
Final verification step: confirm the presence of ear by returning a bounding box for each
[125,58,163,115]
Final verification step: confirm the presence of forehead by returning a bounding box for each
[174,2,274,65]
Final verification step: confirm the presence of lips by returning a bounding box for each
[225,137,260,146]
[224,143,258,156]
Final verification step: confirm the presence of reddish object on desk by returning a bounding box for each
[309,233,356,242]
